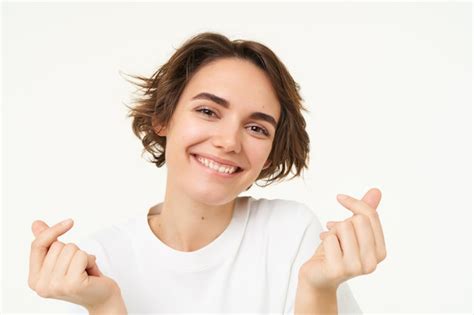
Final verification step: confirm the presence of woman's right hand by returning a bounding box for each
[28,218,123,311]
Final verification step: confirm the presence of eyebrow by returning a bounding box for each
[191,92,278,128]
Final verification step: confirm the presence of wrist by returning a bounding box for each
[297,273,339,294]
[86,288,127,315]
[295,278,338,315]
[300,280,338,297]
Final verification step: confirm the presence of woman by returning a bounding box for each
[28,32,386,314]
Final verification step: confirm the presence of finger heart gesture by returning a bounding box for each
[298,188,387,292]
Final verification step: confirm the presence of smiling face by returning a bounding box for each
[155,57,281,206]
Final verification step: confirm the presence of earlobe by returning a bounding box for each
[152,116,167,137]
[156,127,167,137]
[263,160,272,170]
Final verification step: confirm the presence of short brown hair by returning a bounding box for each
[124,32,310,189]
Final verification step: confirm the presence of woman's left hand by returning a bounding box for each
[298,188,387,291]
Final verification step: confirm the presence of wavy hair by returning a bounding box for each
[123,32,310,190]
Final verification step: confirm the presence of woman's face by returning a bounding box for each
[156,57,281,206]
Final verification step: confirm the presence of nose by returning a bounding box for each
[211,124,242,153]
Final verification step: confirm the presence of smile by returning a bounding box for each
[191,154,243,177]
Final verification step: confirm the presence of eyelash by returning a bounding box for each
[195,107,270,137]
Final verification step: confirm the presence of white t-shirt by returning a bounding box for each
[66,196,362,314]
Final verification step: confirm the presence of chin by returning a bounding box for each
[185,184,243,206]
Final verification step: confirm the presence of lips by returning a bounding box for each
[191,154,243,175]
[191,153,243,171]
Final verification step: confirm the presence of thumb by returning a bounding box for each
[361,187,382,210]
[86,254,103,277]
[31,220,49,238]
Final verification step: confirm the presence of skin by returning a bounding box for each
[27,57,280,312]
[28,56,385,313]
[298,187,387,291]
[148,57,281,252]
[28,219,126,313]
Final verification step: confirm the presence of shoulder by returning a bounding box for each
[242,196,323,247]
[73,216,141,278]
[245,196,318,227]
[83,215,142,249]
[74,215,140,261]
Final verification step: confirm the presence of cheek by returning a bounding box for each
[244,142,272,166]
[184,114,214,135]
[171,119,208,145]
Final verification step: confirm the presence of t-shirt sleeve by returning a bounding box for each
[283,207,363,314]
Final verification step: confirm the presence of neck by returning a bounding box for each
[147,187,236,252]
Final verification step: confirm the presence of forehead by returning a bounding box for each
[181,58,281,119]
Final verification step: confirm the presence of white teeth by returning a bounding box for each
[195,155,238,174]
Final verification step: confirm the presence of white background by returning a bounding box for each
[2,1,472,314]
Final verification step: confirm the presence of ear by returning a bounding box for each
[263,160,272,170]
[151,116,167,137]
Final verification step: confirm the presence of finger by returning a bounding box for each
[320,231,330,240]
[29,221,51,283]
[32,219,73,248]
[32,220,49,237]
[336,194,376,216]
[326,221,339,229]
[360,188,386,260]
[351,214,378,273]
[36,241,64,287]
[320,222,336,239]
[361,188,382,210]
[85,255,102,277]
[336,194,386,261]
[52,243,79,277]
[324,214,383,265]
[66,250,100,279]
[322,234,343,275]
[336,220,360,265]
[30,219,74,278]
[370,211,387,261]
[320,223,338,240]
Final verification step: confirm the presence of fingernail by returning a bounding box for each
[337,194,349,200]
[61,218,73,226]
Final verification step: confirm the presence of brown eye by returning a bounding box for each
[196,107,270,137]
[248,125,269,136]
[196,107,217,118]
